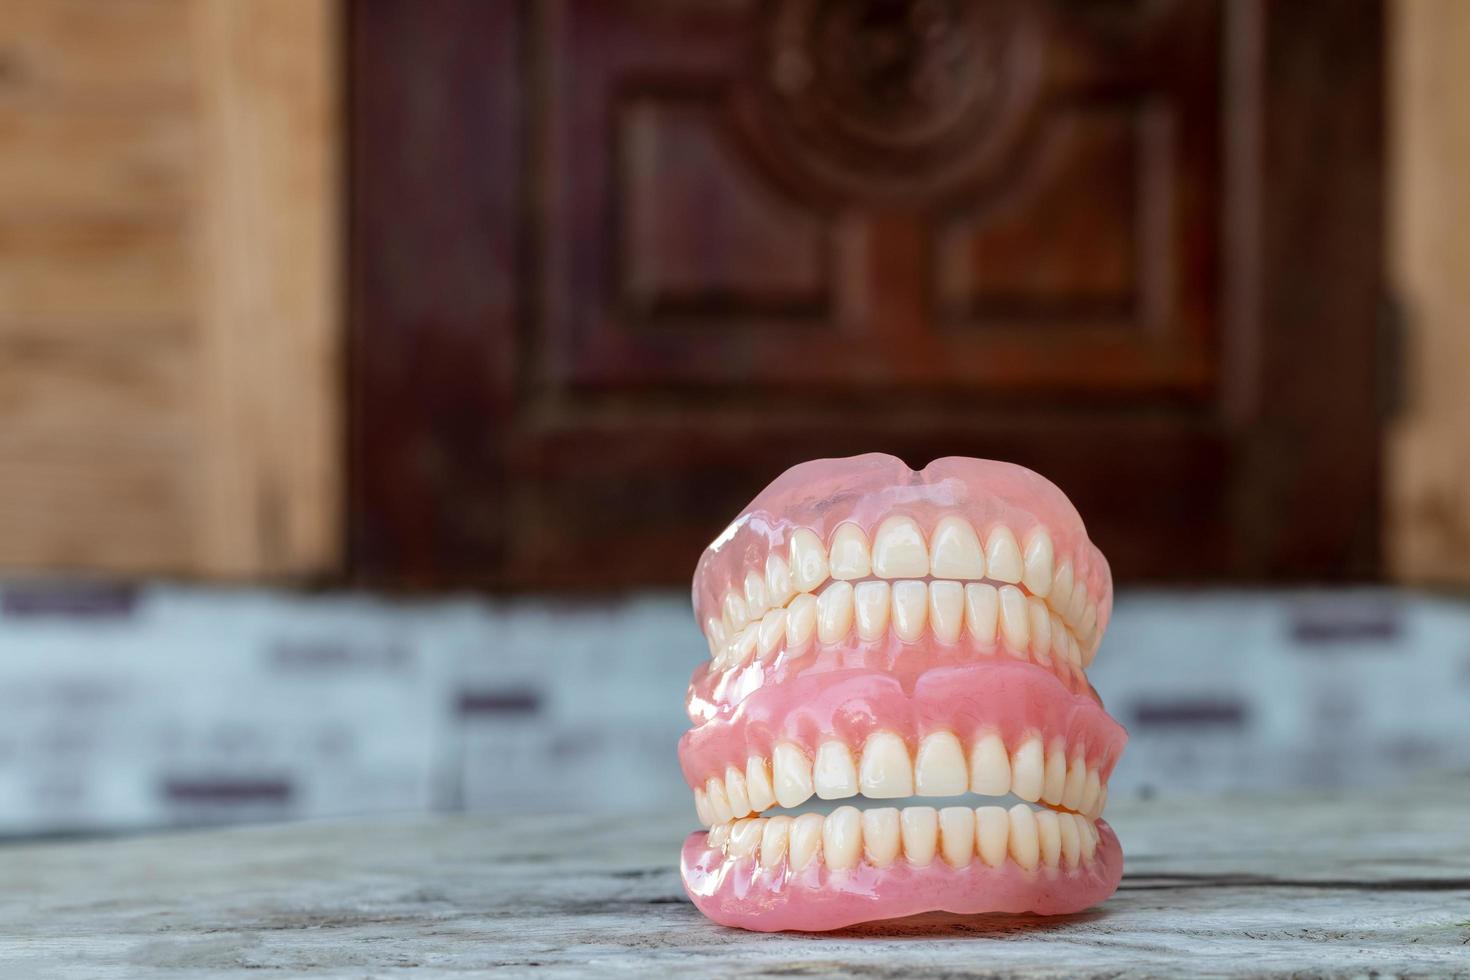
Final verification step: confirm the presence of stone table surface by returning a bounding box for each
[3,784,1469,979]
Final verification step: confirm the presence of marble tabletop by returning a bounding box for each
[3,783,1468,978]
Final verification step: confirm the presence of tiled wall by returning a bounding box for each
[0,583,1467,835]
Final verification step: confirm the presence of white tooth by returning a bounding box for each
[859,731,914,799]
[786,593,817,648]
[1068,631,1083,668]
[707,778,733,823]
[862,808,901,868]
[746,757,775,813]
[1096,784,1108,818]
[722,591,749,635]
[969,732,1012,796]
[1007,804,1040,871]
[1011,737,1045,802]
[789,812,824,872]
[765,554,795,608]
[1079,602,1098,646]
[1050,610,1069,665]
[1067,580,1089,629]
[871,515,929,578]
[729,817,763,859]
[900,806,937,866]
[1062,752,1087,811]
[1083,631,1100,668]
[1059,812,1081,868]
[707,822,731,850]
[1027,596,1051,664]
[1077,814,1098,860]
[929,515,985,579]
[772,742,814,809]
[939,806,975,867]
[1080,768,1101,817]
[694,788,712,827]
[1022,527,1054,597]
[891,580,928,642]
[1036,810,1062,868]
[744,572,768,618]
[823,806,862,871]
[816,581,854,644]
[998,585,1030,653]
[760,815,792,870]
[975,805,1009,868]
[725,766,751,817]
[1042,741,1067,806]
[985,526,1023,583]
[928,581,964,644]
[854,581,891,641]
[729,623,758,668]
[704,617,727,660]
[813,741,859,800]
[827,522,872,580]
[964,583,999,645]
[914,731,967,797]
[1051,560,1074,620]
[788,528,829,593]
[757,609,784,658]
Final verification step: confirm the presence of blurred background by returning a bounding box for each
[0,0,1465,837]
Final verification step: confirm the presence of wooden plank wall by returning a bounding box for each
[1388,0,1470,586]
[0,0,339,577]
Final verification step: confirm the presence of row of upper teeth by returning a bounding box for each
[711,578,1089,684]
[693,731,1110,827]
[706,516,1102,666]
[708,803,1100,874]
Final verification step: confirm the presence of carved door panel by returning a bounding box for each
[350,0,1383,588]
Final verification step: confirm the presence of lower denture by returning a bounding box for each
[678,454,1128,932]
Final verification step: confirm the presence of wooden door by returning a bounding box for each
[349,0,1383,589]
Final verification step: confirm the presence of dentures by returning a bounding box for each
[678,454,1127,932]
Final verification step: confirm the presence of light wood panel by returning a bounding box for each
[0,0,339,578]
[1388,0,1470,586]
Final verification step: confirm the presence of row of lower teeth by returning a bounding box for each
[708,804,1099,873]
[694,731,1109,826]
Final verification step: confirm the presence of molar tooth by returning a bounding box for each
[1027,596,1052,664]
[788,528,829,593]
[722,591,749,635]
[1036,810,1062,868]
[1066,580,1089,629]
[1079,602,1098,647]
[1051,561,1074,620]
[1007,804,1040,871]
[1077,814,1098,860]
[853,581,891,641]
[928,581,964,644]
[765,554,795,608]
[725,766,751,817]
[744,572,768,618]
[929,515,985,579]
[706,778,733,823]
[823,806,862,871]
[1022,527,1054,597]
[729,817,763,859]
[939,806,975,867]
[985,526,1023,584]
[998,585,1030,653]
[976,805,1009,868]
[1059,812,1081,868]
[1096,784,1108,819]
[772,742,814,809]
[788,813,824,871]
[828,523,872,580]
[704,617,727,660]
[745,757,775,813]
[1083,631,1100,668]
[757,609,785,658]
[760,815,791,870]
[964,583,999,645]
[900,806,937,866]
[813,741,859,800]
[786,593,817,649]
[1011,738,1045,802]
[859,731,914,799]
[872,516,929,578]
[1065,632,1082,668]
[861,808,901,868]
[816,581,854,644]
[694,788,712,827]
[1080,768,1101,817]
[1042,741,1068,806]
[914,731,967,797]
[1062,752,1087,811]
[729,623,758,668]
[1049,610,1069,665]
[707,822,731,850]
[969,732,1011,796]
[891,580,928,642]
